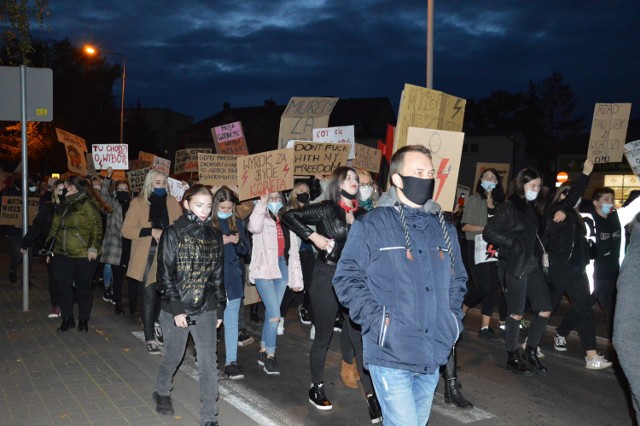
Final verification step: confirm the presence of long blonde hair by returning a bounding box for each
[138,169,168,204]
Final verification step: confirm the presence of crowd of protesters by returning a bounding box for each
[2,145,640,425]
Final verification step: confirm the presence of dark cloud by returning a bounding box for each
[30,0,640,121]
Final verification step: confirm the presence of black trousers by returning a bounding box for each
[464,244,499,317]
[557,276,616,340]
[109,264,126,305]
[279,249,316,317]
[53,255,99,320]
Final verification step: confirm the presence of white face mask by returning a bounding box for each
[525,190,538,201]
[359,185,374,201]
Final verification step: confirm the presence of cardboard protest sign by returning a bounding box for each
[168,178,190,202]
[85,153,97,175]
[292,141,349,176]
[0,196,39,226]
[56,128,88,175]
[312,125,355,160]
[211,121,249,156]
[99,170,126,181]
[91,144,128,170]
[456,184,470,207]
[394,84,466,154]
[237,149,294,201]
[278,97,339,149]
[353,143,382,173]
[198,153,238,186]
[473,162,511,192]
[137,151,171,175]
[126,167,151,192]
[474,234,498,264]
[624,140,640,175]
[406,127,465,212]
[174,148,212,174]
[587,103,632,164]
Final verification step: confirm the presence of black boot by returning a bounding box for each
[444,378,473,408]
[506,350,533,375]
[442,344,474,408]
[58,316,75,332]
[115,303,124,315]
[522,346,548,374]
[78,319,89,332]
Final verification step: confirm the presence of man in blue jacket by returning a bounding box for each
[333,144,467,425]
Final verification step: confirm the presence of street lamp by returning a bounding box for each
[84,45,126,145]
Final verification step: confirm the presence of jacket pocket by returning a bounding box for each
[378,306,390,347]
[75,232,87,247]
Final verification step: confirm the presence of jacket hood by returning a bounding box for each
[377,186,442,215]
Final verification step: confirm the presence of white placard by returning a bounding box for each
[312,125,355,160]
[474,234,498,264]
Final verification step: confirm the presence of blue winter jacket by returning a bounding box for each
[218,217,250,301]
[333,187,467,374]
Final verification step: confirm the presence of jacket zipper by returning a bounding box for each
[450,311,460,342]
[378,306,390,347]
[75,232,87,246]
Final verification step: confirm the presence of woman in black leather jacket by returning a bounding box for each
[282,167,382,423]
[483,168,551,375]
[153,184,226,424]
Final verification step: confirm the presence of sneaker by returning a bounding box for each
[585,354,612,370]
[498,322,505,332]
[238,330,255,347]
[478,327,497,339]
[310,325,315,340]
[554,334,568,351]
[277,318,285,335]
[333,317,343,332]
[263,356,280,375]
[154,321,164,344]
[521,338,545,358]
[309,381,332,410]
[257,351,267,366]
[224,362,245,380]
[298,304,312,325]
[102,287,113,303]
[48,305,61,318]
[153,391,174,415]
[367,394,383,423]
[146,341,161,355]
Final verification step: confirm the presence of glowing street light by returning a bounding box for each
[84,44,126,145]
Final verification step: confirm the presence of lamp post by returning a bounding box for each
[84,45,126,145]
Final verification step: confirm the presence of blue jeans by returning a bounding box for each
[254,256,288,355]
[103,263,112,288]
[223,297,242,364]
[155,309,219,424]
[369,364,439,426]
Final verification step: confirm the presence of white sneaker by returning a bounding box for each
[554,334,568,351]
[277,318,284,335]
[310,325,315,340]
[521,338,545,358]
[585,354,612,370]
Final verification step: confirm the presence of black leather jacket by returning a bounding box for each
[282,201,365,265]
[483,194,546,279]
[157,215,226,318]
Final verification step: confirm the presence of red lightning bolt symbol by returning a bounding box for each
[283,163,290,176]
[241,169,249,186]
[435,158,449,201]
[486,244,497,260]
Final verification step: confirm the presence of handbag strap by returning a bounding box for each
[48,202,73,242]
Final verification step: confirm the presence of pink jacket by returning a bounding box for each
[248,202,303,291]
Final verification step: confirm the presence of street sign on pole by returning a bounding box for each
[0,66,53,122]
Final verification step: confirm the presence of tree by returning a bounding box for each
[0,0,50,65]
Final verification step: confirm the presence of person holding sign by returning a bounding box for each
[461,168,505,338]
[211,187,250,380]
[122,170,183,354]
[247,191,303,375]
[483,168,551,375]
[48,175,110,332]
[282,167,382,423]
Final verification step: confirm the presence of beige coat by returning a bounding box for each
[122,196,183,286]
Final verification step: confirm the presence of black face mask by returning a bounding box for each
[58,193,65,202]
[62,188,68,197]
[340,189,357,200]
[296,192,310,204]
[398,175,435,206]
[116,192,130,204]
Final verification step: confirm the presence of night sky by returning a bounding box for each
[31,0,640,123]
